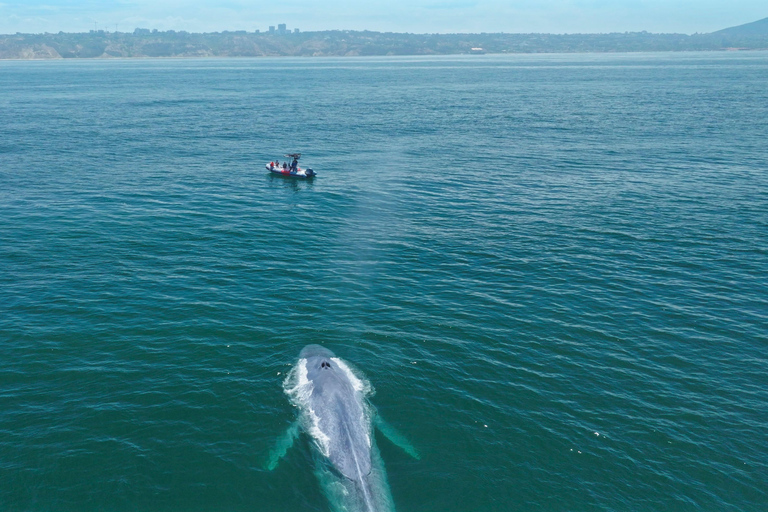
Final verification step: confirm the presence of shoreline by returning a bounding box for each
[2,29,767,60]
[2,48,767,62]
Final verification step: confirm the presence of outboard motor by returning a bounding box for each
[306,168,316,177]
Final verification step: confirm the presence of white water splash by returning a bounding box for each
[283,358,332,456]
[332,357,373,396]
[332,357,375,447]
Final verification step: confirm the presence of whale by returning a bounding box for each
[266,345,419,512]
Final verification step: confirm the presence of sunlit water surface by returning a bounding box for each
[1,53,767,511]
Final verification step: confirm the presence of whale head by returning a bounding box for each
[301,345,345,385]
[300,344,336,360]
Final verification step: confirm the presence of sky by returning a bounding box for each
[0,0,765,35]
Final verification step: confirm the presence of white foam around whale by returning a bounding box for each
[283,358,332,456]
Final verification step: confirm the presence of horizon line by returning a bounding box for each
[1,28,726,37]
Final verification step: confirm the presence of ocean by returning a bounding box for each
[1,52,766,511]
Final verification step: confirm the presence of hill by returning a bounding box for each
[712,16,768,36]
[1,21,768,60]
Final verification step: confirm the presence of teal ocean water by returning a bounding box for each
[1,53,767,511]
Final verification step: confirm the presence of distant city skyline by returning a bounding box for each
[1,1,765,35]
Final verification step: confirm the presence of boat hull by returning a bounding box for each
[267,165,316,179]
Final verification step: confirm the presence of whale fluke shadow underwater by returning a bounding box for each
[266,345,420,512]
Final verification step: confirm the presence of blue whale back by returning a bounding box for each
[301,345,373,481]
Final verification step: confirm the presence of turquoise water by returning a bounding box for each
[1,53,767,511]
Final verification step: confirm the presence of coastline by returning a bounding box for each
[2,29,767,60]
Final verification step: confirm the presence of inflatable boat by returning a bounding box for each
[267,153,316,179]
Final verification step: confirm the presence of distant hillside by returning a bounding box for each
[712,17,768,36]
[2,23,768,59]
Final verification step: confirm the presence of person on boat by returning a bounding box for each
[269,161,275,169]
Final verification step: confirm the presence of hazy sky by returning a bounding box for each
[1,1,765,35]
